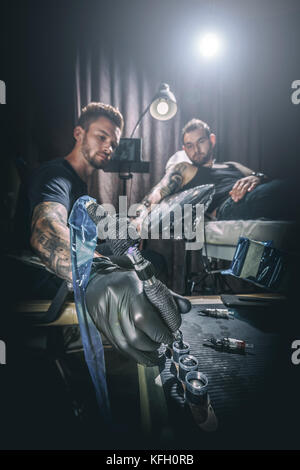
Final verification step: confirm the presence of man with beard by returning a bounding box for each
[29,102,123,283]
[25,102,181,367]
[4,102,185,447]
[133,118,293,223]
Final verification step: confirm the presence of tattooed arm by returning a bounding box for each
[30,201,102,282]
[132,162,197,230]
[30,202,74,282]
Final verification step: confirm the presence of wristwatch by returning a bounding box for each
[251,172,267,182]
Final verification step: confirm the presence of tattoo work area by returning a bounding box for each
[29,163,194,278]
[30,202,73,282]
[133,163,193,227]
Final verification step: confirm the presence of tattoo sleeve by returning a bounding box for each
[30,202,73,282]
[132,163,189,228]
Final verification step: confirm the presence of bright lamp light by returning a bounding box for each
[149,83,177,121]
[156,100,170,116]
[130,83,177,137]
[199,33,221,57]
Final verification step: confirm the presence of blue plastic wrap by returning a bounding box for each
[222,237,286,290]
[69,195,111,423]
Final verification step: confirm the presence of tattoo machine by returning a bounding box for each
[126,246,184,346]
[85,200,140,255]
[85,201,186,347]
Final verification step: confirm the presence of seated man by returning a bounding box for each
[133,118,295,225]
[22,101,180,365]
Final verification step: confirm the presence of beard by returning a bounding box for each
[192,143,214,167]
[81,135,109,170]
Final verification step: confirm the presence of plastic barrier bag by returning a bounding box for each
[69,195,111,423]
[140,184,215,244]
[222,237,287,291]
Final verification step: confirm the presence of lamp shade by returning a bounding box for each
[149,83,177,121]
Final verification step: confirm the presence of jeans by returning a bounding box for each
[216,179,296,221]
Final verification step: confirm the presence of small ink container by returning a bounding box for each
[185,371,209,406]
[172,341,190,365]
[178,354,198,383]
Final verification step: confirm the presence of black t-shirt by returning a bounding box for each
[21,158,87,249]
[10,158,88,298]
[28,158,87,217]
[182,163,244,212]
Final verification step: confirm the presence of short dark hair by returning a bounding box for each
[78,102,124,132]
[181,119,211,144]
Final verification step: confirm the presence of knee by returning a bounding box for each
[246,180,283,202]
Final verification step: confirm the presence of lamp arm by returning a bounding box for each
[129,102,152,138]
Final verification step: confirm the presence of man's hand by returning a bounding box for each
[229,175,261,202]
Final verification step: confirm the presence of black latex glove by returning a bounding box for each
[85,257,190,367]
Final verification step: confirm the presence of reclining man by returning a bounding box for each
[133,118,295,226]
[27,102,183,366]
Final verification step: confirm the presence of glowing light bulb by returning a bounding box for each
[199,33,221,57]
[156,100,169,116]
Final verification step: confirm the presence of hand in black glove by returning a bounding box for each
[85,257,190,367]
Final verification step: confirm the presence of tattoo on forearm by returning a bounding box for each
[141,163,186,206]
[159,171,183,198]
[30,202,72,282]
[132,163,188,225]
[31,201,67,231]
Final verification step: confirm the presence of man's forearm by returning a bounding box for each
[31,218,73,282]
[133,162,191,228]
[30,201,103,282]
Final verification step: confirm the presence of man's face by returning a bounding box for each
[80,116,121,169]
[183,127,215,167]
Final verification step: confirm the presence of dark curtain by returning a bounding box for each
[3,0,300,188]
[73,0,300,208]
[74,0,185,206]
[72,0,300,290]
